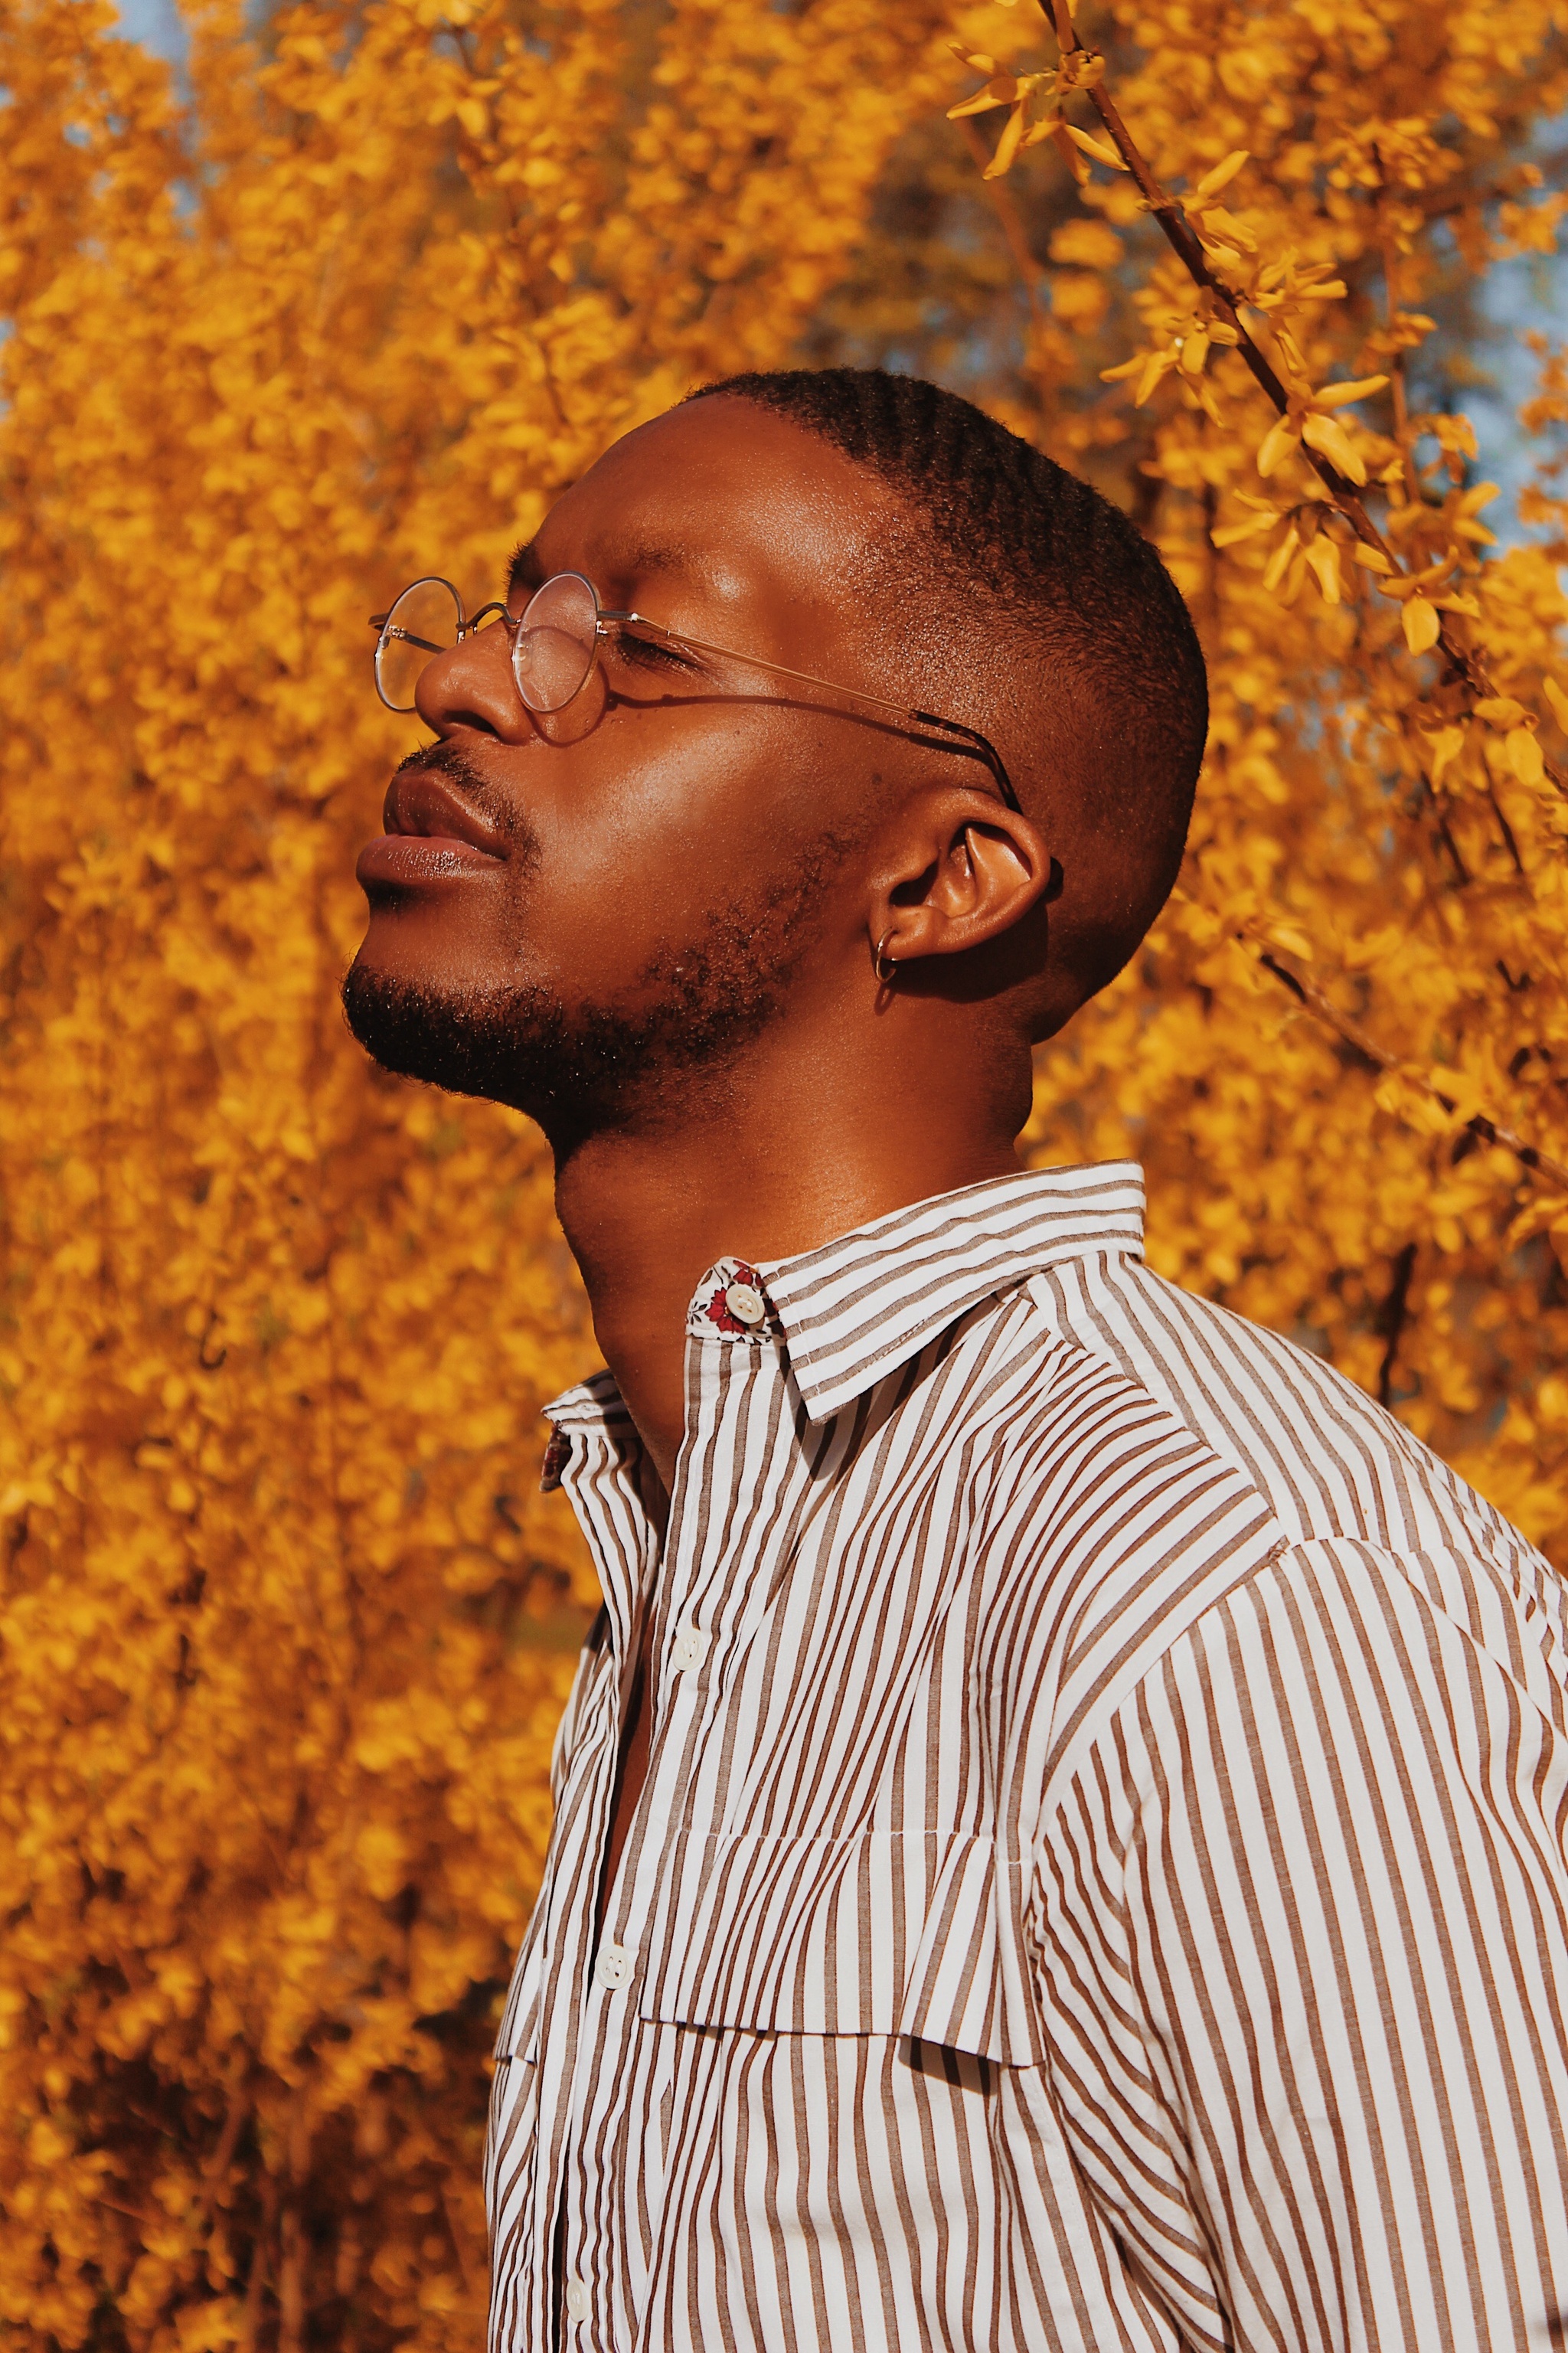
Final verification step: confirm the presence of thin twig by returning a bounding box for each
[1377,1240,1417,1407]
[1256,947,1568,1190]
[184,2080,253,2246]
[1379,215,1424,508]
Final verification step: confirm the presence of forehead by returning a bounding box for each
[529,396,903,629]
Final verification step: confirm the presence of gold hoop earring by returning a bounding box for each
[874,930,899,985]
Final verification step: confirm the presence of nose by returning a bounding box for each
[414,616,534,743]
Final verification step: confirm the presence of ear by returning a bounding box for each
[865,787,1053,975]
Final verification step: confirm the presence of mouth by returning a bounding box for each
[358,767,508,893]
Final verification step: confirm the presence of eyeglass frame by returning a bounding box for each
[368,570,1022,815]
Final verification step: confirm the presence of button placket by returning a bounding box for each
[588,1358,720,1958]
[542,1268,792,2343]
[637,1293,753,1728]
[611,1307,789,2019]
[519,1406,662,2345]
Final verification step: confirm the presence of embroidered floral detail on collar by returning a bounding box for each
[539,1424,572,1493]
[691,1260,774,1341]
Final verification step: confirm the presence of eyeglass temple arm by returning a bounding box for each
[906,711,1021,815]
[365,600,1021,815]
[612,616,1023,815]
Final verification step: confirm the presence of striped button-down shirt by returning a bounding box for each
[486,1162,1568,2351]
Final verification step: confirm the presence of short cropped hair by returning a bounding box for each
[689,368,1207,1025]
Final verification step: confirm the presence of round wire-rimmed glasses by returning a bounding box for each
[368,570,1021,813]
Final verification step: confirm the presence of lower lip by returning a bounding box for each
[357,833,504,889]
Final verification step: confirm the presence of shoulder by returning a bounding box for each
[1045,1531,1568,1910]
[970,1260,1553,1801]
[1019,1251,1532,1569]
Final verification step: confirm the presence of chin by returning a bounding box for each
[341,956,562,1108]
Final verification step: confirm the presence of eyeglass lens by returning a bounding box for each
[374,571,603,715]
[511,574,599,714]
[374,577,463,712]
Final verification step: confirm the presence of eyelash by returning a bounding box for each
[614,631,692,675]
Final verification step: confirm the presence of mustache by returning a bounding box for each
[393,737,541,866]
[394,737,498,800]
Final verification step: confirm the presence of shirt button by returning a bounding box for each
[564,2276,590,2322]
[724,1280,766,1326]
[595,1939,633,1991]
[670,1623,710,1672]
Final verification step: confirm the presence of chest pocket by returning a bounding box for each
[636,1828,1047,2067]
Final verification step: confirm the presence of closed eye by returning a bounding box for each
[612,627,698,678]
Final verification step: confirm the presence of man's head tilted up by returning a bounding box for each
[345,370,1205,1472]
[341,369,1196,1327]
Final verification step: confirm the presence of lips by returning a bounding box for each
[357,766,508,894]
[382,769,506,855]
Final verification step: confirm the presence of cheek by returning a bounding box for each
[496,701,863,994]
[536,714,797,937]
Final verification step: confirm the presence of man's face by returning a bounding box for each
[343,397,923,1145]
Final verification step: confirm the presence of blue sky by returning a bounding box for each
[116,0,183,60]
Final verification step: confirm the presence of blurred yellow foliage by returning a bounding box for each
[2,0,1566,2340]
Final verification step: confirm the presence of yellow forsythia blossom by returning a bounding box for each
[952,0,1568,1551]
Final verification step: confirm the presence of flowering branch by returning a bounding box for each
[1040,0,1524,709]
[1253,942,1568,1194]
[949,0,1566,795]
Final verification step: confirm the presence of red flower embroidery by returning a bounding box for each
[540,1427,571,1491]
[704,1263,765,1335]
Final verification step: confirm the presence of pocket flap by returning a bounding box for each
[637,1828,1043,2065]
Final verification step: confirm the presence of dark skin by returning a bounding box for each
[352,395,1054,1885]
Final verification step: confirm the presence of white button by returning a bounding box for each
[724,1280,766,1325]
[564,2276,590,2322]
[671,1623,710,1672]
[595,1939,633,1990]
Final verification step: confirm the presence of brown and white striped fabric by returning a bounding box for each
[485,1161,1568,2352]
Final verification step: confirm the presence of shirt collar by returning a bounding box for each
[757,1160,1145,1422]
[543,1364,630,1430]
[543,1162,1145,1435]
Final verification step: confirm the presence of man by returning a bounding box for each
[345,368,1568,2351]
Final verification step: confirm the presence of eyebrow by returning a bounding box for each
[505,534,709,606]
[506,541,546,600]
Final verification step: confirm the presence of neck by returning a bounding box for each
[551,1022,1024,1488]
